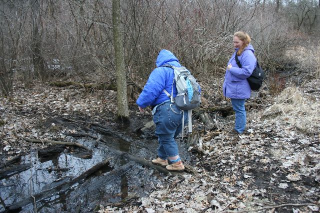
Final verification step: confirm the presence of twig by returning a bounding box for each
[32,195,37,213]
[225,203,317,213]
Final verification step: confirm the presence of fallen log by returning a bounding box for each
[24,138,91,152]
[120,152,170,175]
[0,164,31,180]
[7,158,111,211]
[89,123,131,142]
[0,154,22,169]
[118,150,195,175]
[37,145,66,162]
[65,132,106,143]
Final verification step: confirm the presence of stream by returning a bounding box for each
[0,117,191,212]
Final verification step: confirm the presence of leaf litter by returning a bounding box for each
[0,79,319,212]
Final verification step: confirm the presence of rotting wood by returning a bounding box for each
[186,130,201,147]
[118,150,195,175]
[90,123,133,142]
[66,132,194,175]
[115,151,170,175]
[7,158,111,211]
[0,154,22,169]
[29,123,193,175]
[65,132,107,144]
[200,112,215,130]
[24,138,91,152]
[0,164,31,180]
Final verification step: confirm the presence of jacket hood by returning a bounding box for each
[156,49,180,67]
[235,44,255,54]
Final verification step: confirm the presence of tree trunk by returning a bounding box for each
[31,0,46,81]
[112,0,129,120]
[275,0,281,13]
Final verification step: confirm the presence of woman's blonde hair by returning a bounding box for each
[234,31,251,55]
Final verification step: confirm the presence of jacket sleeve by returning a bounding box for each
[229,51,256,80]
[136,68,166,108]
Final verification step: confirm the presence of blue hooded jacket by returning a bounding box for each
[136,49,181,108]
[223,44,257,99]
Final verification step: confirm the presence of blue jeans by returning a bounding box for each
[231,99,246,134]
[152,101,188,160]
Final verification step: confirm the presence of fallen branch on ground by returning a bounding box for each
[0,164,31,180]
[0,154,22,169]
[225,203,317,213]
[24,138,91,151]
[7,158,111,211]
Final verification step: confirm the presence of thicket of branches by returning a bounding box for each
[0,0,319,96]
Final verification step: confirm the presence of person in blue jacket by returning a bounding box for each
[136,49,187,171]
[223,31,257,134]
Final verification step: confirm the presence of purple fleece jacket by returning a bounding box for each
[223,44,257,99]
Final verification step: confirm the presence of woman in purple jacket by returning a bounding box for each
[223,31,257,134]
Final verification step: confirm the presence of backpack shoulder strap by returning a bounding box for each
[160,64,175,103]
[234,53,242,68]
[235,52,261,70]
[161,64,173,68]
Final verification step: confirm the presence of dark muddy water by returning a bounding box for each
[0,122,191,212]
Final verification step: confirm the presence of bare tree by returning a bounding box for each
[0,1,28,95]
[113,0,129,121]
[0,0,319,99]
[276,0,281,13]
[31,0,47,81]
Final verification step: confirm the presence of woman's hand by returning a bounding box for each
[227,63,232,70]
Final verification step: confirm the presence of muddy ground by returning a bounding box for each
[0,77,319,212]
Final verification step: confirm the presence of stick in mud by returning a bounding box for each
[6,158,111,211]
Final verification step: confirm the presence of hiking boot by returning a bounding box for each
[166,161,185,171]
[152,158,168,167]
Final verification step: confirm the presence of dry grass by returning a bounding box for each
[285,43,320,80]
[262,87,319,134]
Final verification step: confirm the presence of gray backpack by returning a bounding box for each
[163,65,201,134]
